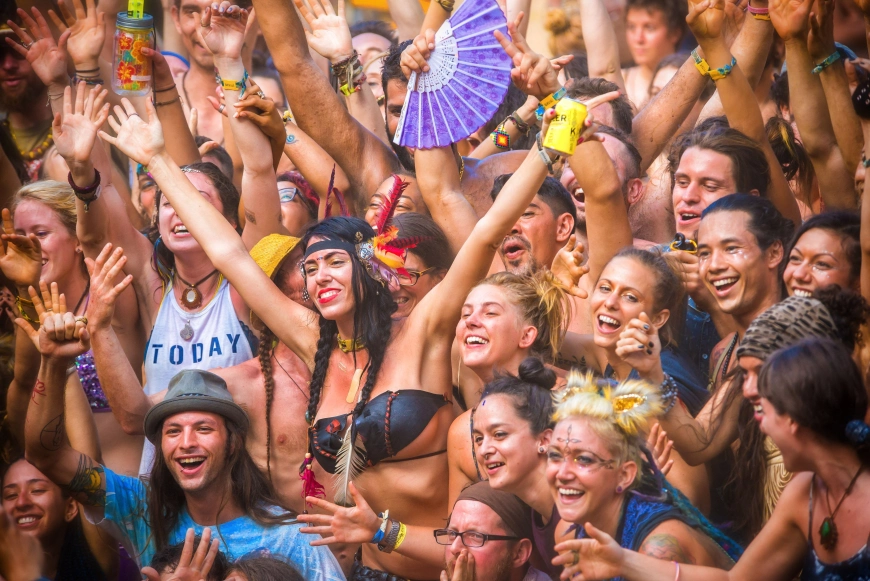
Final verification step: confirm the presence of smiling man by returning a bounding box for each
[25,332,343,581]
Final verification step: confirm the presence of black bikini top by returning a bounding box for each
[309,390,450,474]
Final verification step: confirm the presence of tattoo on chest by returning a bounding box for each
[31,379,46,405]
[40,413,65,451]
[68,454,106,507]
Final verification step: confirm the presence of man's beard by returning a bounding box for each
[500,236,542,277]
[0,72,44,111]
[446,550,515,581]
[387,124,416,171]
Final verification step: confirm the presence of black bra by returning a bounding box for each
[309,390,450,473]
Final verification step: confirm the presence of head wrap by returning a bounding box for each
[736,296,838,361]
[452,481,533,540]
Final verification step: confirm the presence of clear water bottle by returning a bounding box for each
[112,12,154,97]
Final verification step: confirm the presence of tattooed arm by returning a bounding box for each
[638,521,734,570]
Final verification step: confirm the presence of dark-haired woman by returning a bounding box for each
[556,337,870,581]
[98,56,611,576]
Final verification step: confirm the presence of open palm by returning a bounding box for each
[769,0,812,40]
[48,0,105,69]
[293,0,353,62]
[8,8,70,86]
[99,99,165,166]
[198,6,248,60]
[53,85,110,166]
[686,0,726,42]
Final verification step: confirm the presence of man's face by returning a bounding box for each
[162,412,231,496]
[352,33,393,67]
[672,146,738,236]
[560,134,635,226]
[172,0,215,70]
[499,196,569,276]
[0,48,44,110]
[625,8,679,68]
[385,79,415,169]
[445,501,519,581]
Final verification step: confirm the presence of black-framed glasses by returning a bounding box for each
[279,187,299,203]
[397,266,438,286]
[433,529,520,547]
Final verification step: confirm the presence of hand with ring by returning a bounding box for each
[5,7,71,88]
[210,79,286,148]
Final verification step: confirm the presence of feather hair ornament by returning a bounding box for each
[324,165,350,218]
[332,422,368,507]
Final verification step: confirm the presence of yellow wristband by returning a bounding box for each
[394,522,407,550]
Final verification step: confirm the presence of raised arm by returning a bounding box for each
[388,0,425,41]
[143,47,201,167]
[100,100,320,367]
[769,0,856,210]
[579,0,626,92]
[254,0,398,198]
[690,0,802,225]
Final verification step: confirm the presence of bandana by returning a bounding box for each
[736,296,837,361]
[452,481,533,540]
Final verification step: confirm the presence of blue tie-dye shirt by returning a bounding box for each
[98,469,345,580]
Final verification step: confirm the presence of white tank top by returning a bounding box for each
[138,277,254,477]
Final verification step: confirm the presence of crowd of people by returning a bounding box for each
[1,0,870,578]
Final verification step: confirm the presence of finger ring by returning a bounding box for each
[76,316,88,325]
[572,550,579,565]
[257,91,266,100]
[22,41,33,49]
[218,104,226,113]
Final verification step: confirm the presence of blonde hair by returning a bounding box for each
[552,371,662,486]
[545,7,584,56]
[478,270,572,362]
[12,181,78,236]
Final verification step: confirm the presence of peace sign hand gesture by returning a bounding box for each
[494,12,564,100]
[297,482,382,545]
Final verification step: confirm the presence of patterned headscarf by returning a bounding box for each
[736,296,838,361]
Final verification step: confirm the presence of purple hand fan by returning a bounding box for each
[393,0,511,149]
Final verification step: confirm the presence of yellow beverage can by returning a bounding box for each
[542,98,588,157]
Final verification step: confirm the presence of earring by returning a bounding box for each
[302,287,310,301]
[538,446,545,454]
[616,486,623,493]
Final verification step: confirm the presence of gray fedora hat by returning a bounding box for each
[143,369,248,444]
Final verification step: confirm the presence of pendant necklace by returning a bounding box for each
[174,269,220,309]
[819,466,863,551]
[336,335,366,403]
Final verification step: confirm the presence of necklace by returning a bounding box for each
[819,466,863,550]
[174,269,220,309]
[273,353,309,401]
[337,335,365,353]
[4,120,53,160]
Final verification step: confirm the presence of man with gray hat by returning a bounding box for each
[23,313,343,580]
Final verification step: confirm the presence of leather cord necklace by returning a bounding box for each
[174,269,219,309]
[819,465,863,550]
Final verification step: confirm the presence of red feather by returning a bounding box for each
[391,236,429,250]
[375,175,408,233]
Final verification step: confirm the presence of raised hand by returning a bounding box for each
[494,13,564,100]
[297,481,382,545]
[0,209,42,290]
[646,422,674,476]
[614,312,663,379]
[53,83,110,169]
[85,243,133,332]
[215,80,285,143]
[686,0,727,44]
[197,2,249,61]
[553,524,625,580]
[140,46,177,93]
[441,550,475,581]
[99,98,166,167]
[141,528,220,581]
[400,29,436,78]
[551,234,589,298]
[5,8,71,87]
[293,0,353,63]
[807,0,836,60]
[769,0,813,41]
[15,282,90,360]
[47,0,105,71]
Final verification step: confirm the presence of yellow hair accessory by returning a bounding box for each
[779,123,795,158]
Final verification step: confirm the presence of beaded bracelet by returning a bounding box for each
[332,52,364,94]
[812,50,840,74]
[67,169,101,212]
[507,111,531,135]
[71,75,104,86]
[659,374,679,413]
[491,121,511,150]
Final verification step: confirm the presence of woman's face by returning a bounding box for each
[457,284,536,374]
[158,172,226,256]
[13,199,81,286]
[277,180,313,237]
[473,393,548,493]
[756,397,799,471]
[2,460,76,545]
[591,257,663,350]
[390,251,443,319]
[138,172,158,220]
[783,228,855,297]
[364,176,425,228]
[302,237,356,322]
[546,418,634,524]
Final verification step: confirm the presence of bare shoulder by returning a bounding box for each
[641,519,732,569]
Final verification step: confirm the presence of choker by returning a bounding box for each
[337,335,365,353]
[174,269,220,309]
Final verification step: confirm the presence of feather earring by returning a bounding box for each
[333,422,367,507]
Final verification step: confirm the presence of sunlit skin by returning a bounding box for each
[391,251,444,319]
[385,79,407,140]
[251,76,285,111]
[13,200,83,287]
[277,180,314,236]
[697,211,783,327]
[473,393,550,493]
[171,0,217,70]
[738,355,764,419]
[754,397,800,472]
[302,243,357,325]
[649,64,678,99]
[2,460,76,546]
[672,147,741,236]
[158,172,229,258]
[545,418,635,525]
[444,500,532,581]
[498,196,573,276]
[625,8,680,69]
[162,412,232,496]
[457,285,537,380]
[783,229,855,298]
[364,176,424,228]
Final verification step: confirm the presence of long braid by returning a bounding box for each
[258,326,276,482]
[307,317,338,423]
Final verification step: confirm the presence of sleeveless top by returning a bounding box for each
[75,350,110,412]
[532,505,563,579]
[310,390,449,472]
[801,478,870,580]
[138,278,255,477]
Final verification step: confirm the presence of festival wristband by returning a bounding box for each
[491,122,511,150]
[746,4,770,20]
[536,87,567,119]
[216,69,249,96]
[371,510,389,543]
[691,50,736,81]
[394,522,408,550]
[812,51,840,74]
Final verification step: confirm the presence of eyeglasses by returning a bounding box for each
[397,266,438,286]
[433,529,520,547]
[279,187,299,203]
